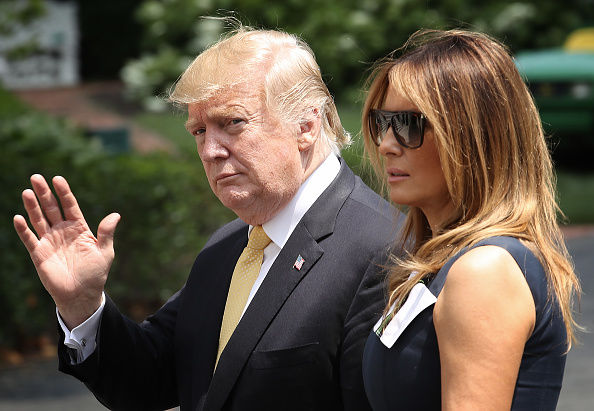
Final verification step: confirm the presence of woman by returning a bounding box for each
[361,29,581,410]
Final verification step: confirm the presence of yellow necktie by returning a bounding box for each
[216,226,271,365]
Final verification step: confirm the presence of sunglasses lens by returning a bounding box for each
[369,110,425,148]
[393,113,422,148]
[369,110,387,145]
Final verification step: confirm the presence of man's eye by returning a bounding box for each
[193,128,206,136]
[229,118,244,126]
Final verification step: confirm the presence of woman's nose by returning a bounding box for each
[378,129,403,157]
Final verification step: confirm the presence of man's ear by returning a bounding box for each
[297,108,321,152]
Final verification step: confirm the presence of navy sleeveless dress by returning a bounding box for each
[362,236,568,410]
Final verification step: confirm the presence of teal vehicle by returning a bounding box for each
[514,28,594,149]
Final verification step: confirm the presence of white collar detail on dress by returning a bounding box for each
[373,282,438,349]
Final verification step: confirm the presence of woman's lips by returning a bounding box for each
[386,167,409,182]
[386,167,409,176]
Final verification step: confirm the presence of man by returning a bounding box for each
[14,26,401,411]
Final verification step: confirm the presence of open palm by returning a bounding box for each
[13,174,120,329]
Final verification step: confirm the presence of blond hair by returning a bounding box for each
[363,29,581,345]
[169,23,350,155]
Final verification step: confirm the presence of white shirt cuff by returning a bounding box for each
[57,292,105,364]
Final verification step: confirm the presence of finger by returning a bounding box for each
[13,214,40,255]
[97,213,121,255]
[52,176,86,222]
[21,188,51,237]
[30,174,64,226]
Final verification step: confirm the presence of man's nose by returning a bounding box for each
[199,131,230,162]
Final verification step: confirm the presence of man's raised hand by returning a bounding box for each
[13,174,120,329]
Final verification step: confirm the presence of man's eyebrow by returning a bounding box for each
[215,105,248,117]
[185,106,248,132]
[185,117,200,133]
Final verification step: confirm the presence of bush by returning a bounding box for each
[121,0,594,109]
[0,105,234,350]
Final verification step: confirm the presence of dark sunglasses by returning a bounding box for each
[368,109,427,149]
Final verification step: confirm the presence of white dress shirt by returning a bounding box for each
[58,153,341,363]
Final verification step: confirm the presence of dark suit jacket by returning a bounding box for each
[58,160,401,411]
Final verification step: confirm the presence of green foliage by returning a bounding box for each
[133,110,197,152]
[556,170,594,224]
[121,48,191,111]
[0,111,103,347]
[0,97,234,349]
[0,0,46,71]
[121,0,594,109]
[0,86,29,115]
[0,0,45,36]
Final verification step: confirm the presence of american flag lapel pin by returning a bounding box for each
[293,255,305,270]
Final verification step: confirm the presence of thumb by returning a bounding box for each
[97,213,121,253]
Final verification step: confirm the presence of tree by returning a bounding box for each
[0,0,46,62]
[121,0,594,109]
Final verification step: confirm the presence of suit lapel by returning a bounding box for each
[204,225,324,410]
[184,223,248,411]
[202,160,356,411]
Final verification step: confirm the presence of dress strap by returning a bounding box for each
[428,236,534,298]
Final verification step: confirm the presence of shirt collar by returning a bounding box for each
[251,153,340,248]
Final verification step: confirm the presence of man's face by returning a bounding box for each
[185,80,305,225]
